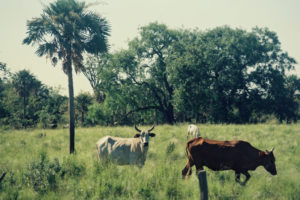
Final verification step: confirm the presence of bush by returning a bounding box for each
[23,151,61,194]
[60,156,85,178]
[86,103,107,126]
[166,142,175,154]
[38,110,54,129]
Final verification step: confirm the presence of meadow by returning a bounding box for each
[0,124,300,200]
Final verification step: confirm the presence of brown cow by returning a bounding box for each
[182,137,277,185]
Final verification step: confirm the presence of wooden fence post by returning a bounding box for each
[197,170,208,200]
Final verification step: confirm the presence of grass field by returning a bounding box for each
[0,124,300,200]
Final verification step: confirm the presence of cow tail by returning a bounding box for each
[185,141,194,177]
[186,141,194,162]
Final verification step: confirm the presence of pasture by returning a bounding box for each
[0,124,300,199]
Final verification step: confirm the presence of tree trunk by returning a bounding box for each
[162,104,175,124]
[81,111,84,125]
[23,96,26,128]
[67,68,75,154]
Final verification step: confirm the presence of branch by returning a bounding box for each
[129,73,165,110]
[124,106,160,118]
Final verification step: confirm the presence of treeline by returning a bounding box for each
[1,23,300,128]
[83,23,300,125]
[0,63,67,129]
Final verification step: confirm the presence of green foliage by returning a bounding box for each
[23,151,61,194]
[23,0,110,73]
[11,70,43,128]
[166,142,176,154]
[0,69,68,129]
[60,155,86,178]
[22,0,111,153]
[86,102,108,125]
[38,110,55,129]
[84,24,299,125]
[75,92,93,126]
[2,23,300,128]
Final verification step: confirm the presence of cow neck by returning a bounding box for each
[258,151,267,165]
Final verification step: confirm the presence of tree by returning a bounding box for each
[129,23,178,124]
[86,23,298,124]
[100,23,178,124]
[23,0,110,153]
[170,26,297,123]
[12,70,42,128]
[83,53,111,103]
[75,92,93,125]
[0,62,12,81]
[38,88,68,128]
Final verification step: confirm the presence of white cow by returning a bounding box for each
[187,124,200,139]
[96,125,155,167]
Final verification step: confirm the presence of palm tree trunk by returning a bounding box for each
[23,96,26,128]
[67,67,75,154]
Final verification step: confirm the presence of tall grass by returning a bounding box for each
[0,124,299,199]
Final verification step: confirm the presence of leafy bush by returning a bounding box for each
[166,142,175,154]
[23,151,61,194]
[60,156,86,178]
[86,103,107,126]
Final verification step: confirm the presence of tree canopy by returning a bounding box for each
[84,23,299,124]
[1,23,299,129]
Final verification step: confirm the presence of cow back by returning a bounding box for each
[187,137,261,171]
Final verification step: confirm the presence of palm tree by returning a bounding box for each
[12,70,42,128]
[23,0,110,153]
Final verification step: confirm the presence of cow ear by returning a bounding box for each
[134,134,141,138]
[149,133,156,137]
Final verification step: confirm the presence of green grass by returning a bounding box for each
[0,124,300,199]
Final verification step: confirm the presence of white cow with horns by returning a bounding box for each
[96,125,156,167]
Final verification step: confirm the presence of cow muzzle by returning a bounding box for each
[265,165,277,175]
[271,169,277,175]
[143,142,149,147]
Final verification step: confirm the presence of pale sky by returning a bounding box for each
[1,0,300,96]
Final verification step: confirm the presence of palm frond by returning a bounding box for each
[79,12,110,53]
[24,0,110,73]
[35,42,57,57]
[23,18,47,45]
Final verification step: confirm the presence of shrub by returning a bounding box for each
[166,142,175,155]
[23,151,61,194]
[60,156,85,178]
[86,103,106,126]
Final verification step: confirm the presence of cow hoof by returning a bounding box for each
[237,181,247,186]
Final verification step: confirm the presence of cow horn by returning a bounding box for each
[148,125,155,132]
[271,147,275,152]
[135,124,141,132]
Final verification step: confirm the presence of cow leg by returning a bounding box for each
[195,165,204,175]
[137,156,146,168]
[241,171,251,185]
[235,172,241,183]
[182,160,194,179]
